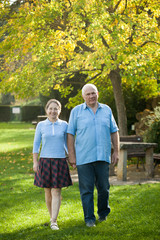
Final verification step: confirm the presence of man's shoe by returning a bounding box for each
[86,221,96,227]
[98,216,107,222]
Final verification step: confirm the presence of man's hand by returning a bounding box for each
[111,131,120,166]
[111,151,119,166]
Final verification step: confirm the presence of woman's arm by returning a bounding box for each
[32,123,41,172]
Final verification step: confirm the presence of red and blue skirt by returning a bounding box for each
[34,158,72,188]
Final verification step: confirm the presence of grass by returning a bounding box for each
[0,122,34,152]
[0,122,160,240]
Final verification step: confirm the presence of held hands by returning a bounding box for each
[70,163,77,169]
[67,156,76,169]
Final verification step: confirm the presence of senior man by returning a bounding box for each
[67,83,120,227]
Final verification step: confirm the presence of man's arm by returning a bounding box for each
[67,133,77,169]
[111,131,120,166]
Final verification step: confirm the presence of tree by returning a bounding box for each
[0,0,160,135]
[0,93,15,105]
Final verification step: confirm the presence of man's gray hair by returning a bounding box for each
[82,84,98,96]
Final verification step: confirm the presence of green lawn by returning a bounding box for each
[0,123,160,240]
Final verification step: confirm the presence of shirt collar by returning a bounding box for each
[44,118,62,125]
[83,102,103,109]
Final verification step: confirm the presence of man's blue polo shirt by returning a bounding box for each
[67,102,119,165]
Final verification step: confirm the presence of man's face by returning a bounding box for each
[83,86,98,107]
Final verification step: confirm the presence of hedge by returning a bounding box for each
[0,105,11,122]
[21,106,45,121]
[0,105,45,122]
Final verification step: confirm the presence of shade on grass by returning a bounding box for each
[0,123,160,240]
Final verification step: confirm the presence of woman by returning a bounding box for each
[33,99,72,230]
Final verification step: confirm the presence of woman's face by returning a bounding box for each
[46,102,61,122]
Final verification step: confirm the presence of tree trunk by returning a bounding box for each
[109,68,128,136]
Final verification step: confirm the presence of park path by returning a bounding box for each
[70,165,160,185]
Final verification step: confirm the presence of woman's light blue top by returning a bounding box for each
[67,102,119,165]
[33,118,68,158]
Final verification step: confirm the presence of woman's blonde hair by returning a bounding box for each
[45,99,61,112]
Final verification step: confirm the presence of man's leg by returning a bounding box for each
[94,161,110,220]
[77,163,96,225]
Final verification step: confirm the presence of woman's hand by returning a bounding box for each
[33,161,39,172]
[33,153,39,172]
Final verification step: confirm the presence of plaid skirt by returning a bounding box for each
[34,158,72,188]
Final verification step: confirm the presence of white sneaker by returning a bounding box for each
[50,222,59,230]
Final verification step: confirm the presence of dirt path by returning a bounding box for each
[70,164,160,185]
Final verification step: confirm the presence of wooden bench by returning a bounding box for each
[37,115,47,121]
[120,135,143,142]
[120,135,145,169]
[153,153,160,168]
[117,142,157,181]
[120,135,159,169]
[32,116,47,128]
[32,121,38,128]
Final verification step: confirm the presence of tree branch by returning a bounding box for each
[87,71,102,81]
[63,80,84,85]
[100,35,110,49]
[77,41,95,52]
[140,41,160,47]
[103,25,113,34]
[121,0,128,14]
[107,0,122,13]
[128,24,136,44]
[113,0,122,12]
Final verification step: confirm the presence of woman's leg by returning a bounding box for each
[44,188,52,219]
[51,188,61,223]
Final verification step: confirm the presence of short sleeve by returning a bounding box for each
[67,108,77,136]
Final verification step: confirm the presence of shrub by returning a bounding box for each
[0,105,11,121]
[143,106,160,153]
[21,106,45,121]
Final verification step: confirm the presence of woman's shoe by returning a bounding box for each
[50,222,59,230]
